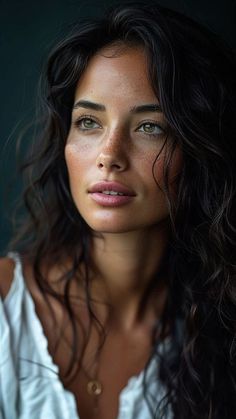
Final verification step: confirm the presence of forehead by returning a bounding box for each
[74,46,157,103]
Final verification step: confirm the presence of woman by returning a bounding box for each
[0,2,235,418]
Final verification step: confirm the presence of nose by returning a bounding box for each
[96,130,129,172]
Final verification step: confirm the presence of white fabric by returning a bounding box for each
[0,252,173,419]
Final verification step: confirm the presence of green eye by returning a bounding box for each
[76,117,100,130]
[138,122,163,135]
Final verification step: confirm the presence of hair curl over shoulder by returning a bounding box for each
[11,2,236,418]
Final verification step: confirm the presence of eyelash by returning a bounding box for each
[136,120,165,137]
[74,115,165,137]
[74,115,101,131]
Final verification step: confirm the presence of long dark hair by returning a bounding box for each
[11,2,236,418]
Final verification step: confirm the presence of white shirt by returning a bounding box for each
[0,253,173,419]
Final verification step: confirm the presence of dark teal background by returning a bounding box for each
[0,0,235,253]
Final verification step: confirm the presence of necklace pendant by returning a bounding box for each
[87,380,103,396]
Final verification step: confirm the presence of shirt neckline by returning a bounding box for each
[7,251,172,416]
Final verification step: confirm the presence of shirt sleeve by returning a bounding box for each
[0,296,18,419]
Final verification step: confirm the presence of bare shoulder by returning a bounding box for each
[0,257,15,299]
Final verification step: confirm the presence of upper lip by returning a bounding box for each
[88,181,136,196]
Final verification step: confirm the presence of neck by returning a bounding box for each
[89,222,170,331]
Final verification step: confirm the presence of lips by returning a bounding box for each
[88,181,136,207]
[88,181,136,196]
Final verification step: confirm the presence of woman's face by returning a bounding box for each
[65,45,182,234]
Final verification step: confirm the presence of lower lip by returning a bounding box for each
[89,192,134,207]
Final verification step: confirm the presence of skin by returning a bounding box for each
[0,45,183,419]
[65,45,182,330]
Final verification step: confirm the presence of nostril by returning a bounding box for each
[96,153,128,171]
[97,160,122,170]
[112,163,122,170]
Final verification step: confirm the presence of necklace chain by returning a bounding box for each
[81,355,103,397]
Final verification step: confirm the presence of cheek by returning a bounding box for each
[64,145,79,183]
[65,143,90,179]
[134,147,158,173]
[153,146,183,188]
[64,145,89,201]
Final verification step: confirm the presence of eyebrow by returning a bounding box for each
[73,100,162,113]
[73,100,105,111]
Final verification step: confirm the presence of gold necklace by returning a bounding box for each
[83,368,103,414]
[87,379,102,396]
[82,357,103,397]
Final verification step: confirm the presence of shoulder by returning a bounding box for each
[0,257,16,299]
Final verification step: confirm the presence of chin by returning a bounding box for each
[83,217,169,235]
[88,221,136,234]
[79,210,129,231]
